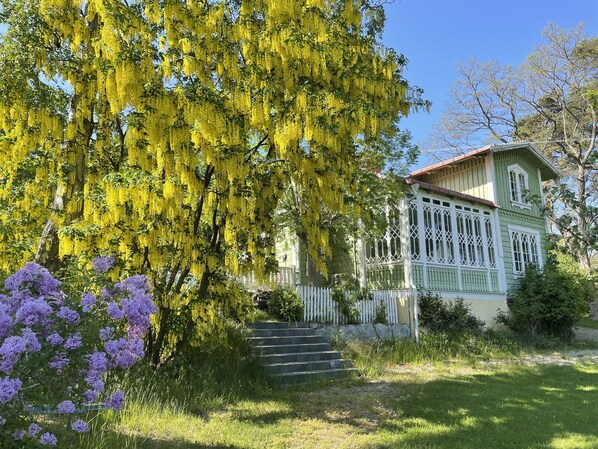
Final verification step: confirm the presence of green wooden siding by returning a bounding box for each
[366,264,405,289]
[493,148,550,291]
[497,209,547,291]
[327,229,357,280]
[426,266,459,290]
[493,150,543,217]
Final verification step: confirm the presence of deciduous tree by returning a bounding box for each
[429,24,598,271]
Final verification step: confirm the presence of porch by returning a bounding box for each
[362,191,505,295]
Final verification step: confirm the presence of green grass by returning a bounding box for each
[575,316,598,330]
[72,361,598,449]
[62,330,598,449]
[332,331,525,377]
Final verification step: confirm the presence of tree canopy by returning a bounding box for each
[0,0,422,362]
[429,24,598,270]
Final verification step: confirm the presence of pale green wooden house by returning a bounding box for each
[275,142,561,325]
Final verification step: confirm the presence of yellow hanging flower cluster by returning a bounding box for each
[0,0,414,349]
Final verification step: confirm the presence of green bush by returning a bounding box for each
[331,274,369,324]
[374,302,389,325]
[267,287,304,322]
[496,252,595,339]
[418,291,485,335]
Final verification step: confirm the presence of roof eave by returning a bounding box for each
[490,142,563,180]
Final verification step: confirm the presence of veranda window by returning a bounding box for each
[365,205,401,264]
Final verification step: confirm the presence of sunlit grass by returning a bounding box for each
[69,359,598,449]
[575,316,598,330]
[63,327,598,449]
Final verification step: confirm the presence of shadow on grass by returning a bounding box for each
[79,429,245,449]
[233,364,598,448]
[376,364,598,449]
[86,363,598,449]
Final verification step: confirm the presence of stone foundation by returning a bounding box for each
[308,323,411,342]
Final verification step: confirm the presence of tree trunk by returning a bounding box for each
[35,98,91,271]
[576,165,592,271]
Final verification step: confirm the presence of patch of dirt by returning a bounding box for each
[297,381,400,432]
[512,350,598,366]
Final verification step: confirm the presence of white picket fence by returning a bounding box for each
[238,266,296,290]
[297,285,404,324]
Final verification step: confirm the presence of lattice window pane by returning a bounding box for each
[444,210,454,264]
[408,203,420,260]
[365,204,402,264]
[485,218,496,268]
[474,216,484,267]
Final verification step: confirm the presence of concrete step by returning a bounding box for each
[272,368,359,385]
[256,342,331,355]
[247,321,358,385]
[261,351,343,365]
[248,321,310,330]
[251,328,316,337]
[249,335,325,346]
[265,359,353,375]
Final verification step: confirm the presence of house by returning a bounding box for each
[274,142,562,327]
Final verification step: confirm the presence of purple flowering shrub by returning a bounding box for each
[0,260,157,447]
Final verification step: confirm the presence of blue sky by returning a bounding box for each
[382,0,598,167]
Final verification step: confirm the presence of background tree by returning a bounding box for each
[429,24,597,271]
[276,126,422,285]
[0,0,420,363]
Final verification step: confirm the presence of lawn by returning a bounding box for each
[575,317,598,330]
[78,359,598,449]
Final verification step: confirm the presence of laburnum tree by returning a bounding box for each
[0,0,421,363]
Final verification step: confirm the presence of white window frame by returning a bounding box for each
[365,204,402,265]
[508,225,542,278]
[507,164,531,209]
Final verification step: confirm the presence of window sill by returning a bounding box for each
[510,201,531,210]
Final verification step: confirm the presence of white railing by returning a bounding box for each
[297,285,404,324]
[238,266,296,290]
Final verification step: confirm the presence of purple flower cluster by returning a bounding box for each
[92,256,115,274]
[0,336,26,373]
[71,419,89,433]
[57,307,80,324]
[0,376,21,403]
[15,299,52,326]
[46,333,63,347]
[39,432,57,446]
[85,350,108,396]
[56,400,76,414]
[5,263,61,298]
[0,304,13,340]
[105,390,125,410]
[64,333,82,350]
[81,293,96,312]
[0,262,157,447]
[105,336,144,369]
[115,275,158,335]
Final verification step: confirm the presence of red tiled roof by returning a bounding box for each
[410,145,492,177]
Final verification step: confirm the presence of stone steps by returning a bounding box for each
[247,321,358,385]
